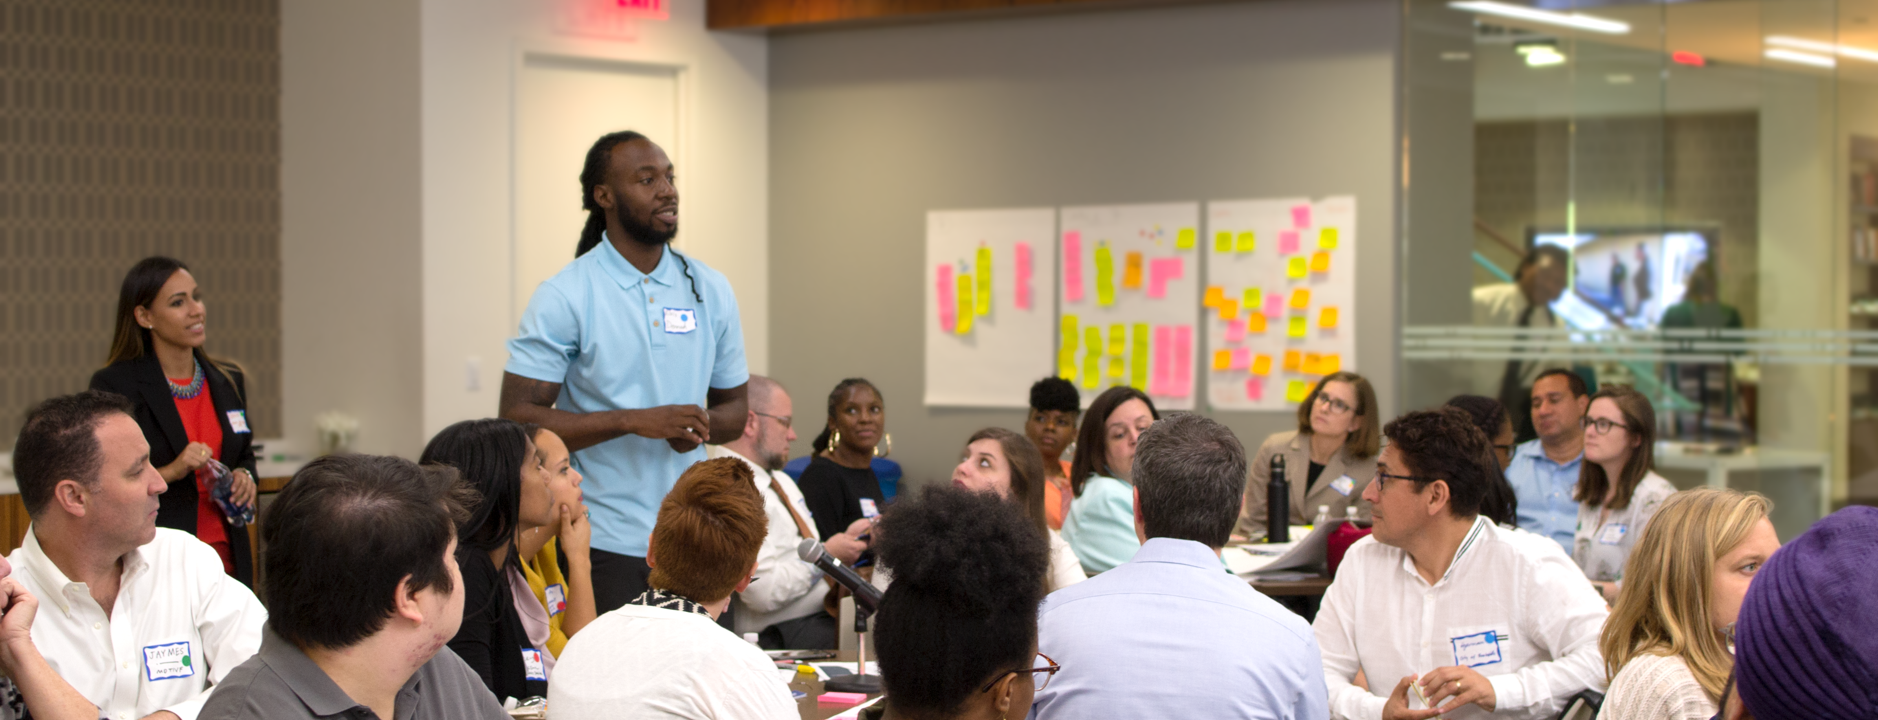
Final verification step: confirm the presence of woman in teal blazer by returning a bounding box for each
[1060,386,1160,573]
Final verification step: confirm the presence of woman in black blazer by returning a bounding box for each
[90,257,259,586]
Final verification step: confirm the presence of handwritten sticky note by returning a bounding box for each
[1151,326,1173,396]
[1109,324,1127,355]
[1064,231,1084,302]
[974,246,993,315]
[1214,231,1232,253]
[1109,356,1125,378]
[1288,315,1308,338]
[1236,231,1256,253]
[1283,350,1302,371]
[1218,299,1239,321]
[1094,244,1116,306]
[1279,230,1300,255]
[1170,325,1194,397]
[1264,293,1286,319]
[1231,347,1252,370]
[1146,257,1184,299]
[1310,251,1331,274]
[936,265,955,332]
[1243,287,1261,309]
[1320,354,1341,374]
[1212,350,1232,371]
[1319,307,1339,329]
[1246,377,1266,401]
[1291,204,1312,228]
[1082,352,1100,389]
[1224,316,1245,344]
[1290,288,1311,309]
[1130,324,1150,390]
[1286,380,1309,403]
[1014,242,1033,310]
[1252,354,1273,376]
[1287,256,1308,279]
[1318,227,1339,250]
[1175,227,1196,249]
[1122,251,1144,290]
[955,273,975,335]
[1303,353,1322,374]
[1247,314,1267,334]
[1203,285,1225,308]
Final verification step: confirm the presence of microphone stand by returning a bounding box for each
[824,601,881,694]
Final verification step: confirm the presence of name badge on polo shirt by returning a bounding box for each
[143,641,195,681]
[859,498,880,519]
[1330,475,1356,497]
[522,648,547,681]
[544,584,566,616]
[226,410,250,434]
[662,307,697,334]
[1449,629,1508,668]
[1598,523,1628,545]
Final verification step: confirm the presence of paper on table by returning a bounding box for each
[828,696,886,719]
[809,662,882,681]
[1223,522,1341,577]
[1064,231,1084,302]
[936,265,955,332]
[1014,242,1033,310]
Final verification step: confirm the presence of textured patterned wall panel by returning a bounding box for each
[1,0,281,447]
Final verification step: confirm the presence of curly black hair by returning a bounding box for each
[1028,376,1080,414]
[873,486,1049,717]
[1382,407,1493,520]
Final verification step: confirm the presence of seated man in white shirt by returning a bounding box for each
[1314,407,1608,720]
[549,457,794,720]
[707,375,867,650]
[6,391,266,720]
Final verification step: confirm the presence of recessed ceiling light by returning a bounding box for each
[1765,48,1837,68]
[1447,1,1629,35]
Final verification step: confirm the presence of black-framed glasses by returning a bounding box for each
[1314,393,1354,415]
[979,653,1060,693]
[1375,470,1437,490]
[754,412,792,430]
[1580,417,1631,435]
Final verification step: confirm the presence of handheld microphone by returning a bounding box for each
[798,538,882,612]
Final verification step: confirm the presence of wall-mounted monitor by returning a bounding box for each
[1530,227,1717,330]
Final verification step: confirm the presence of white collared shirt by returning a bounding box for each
[707,446,828,635]
[1313,516,1609,720]
[8,527,266,720]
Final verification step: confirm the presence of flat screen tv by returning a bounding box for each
[1530,227,1717,331]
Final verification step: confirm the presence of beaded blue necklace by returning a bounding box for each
[167,359,206,400]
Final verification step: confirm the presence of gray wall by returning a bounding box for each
[768,0,1402,490]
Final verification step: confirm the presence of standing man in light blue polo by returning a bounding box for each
[501,131,749,613]
[1505,368,1589,553]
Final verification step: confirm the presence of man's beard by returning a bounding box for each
[754,426,788,472]
[613,203,677,245]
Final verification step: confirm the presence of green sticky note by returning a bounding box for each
[1319,227,1339,250]
[1175,227,1196,249]
[1243,287,1261,309]
[1287,256,1308,278]
[1288,315,1308,338]
[1214,231,1232,253]
[1236,231,1256,253]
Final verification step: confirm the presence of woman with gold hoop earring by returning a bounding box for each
[798,378,889,541]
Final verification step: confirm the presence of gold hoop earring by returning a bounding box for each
[829,429,842,450]
[874,433,892,458]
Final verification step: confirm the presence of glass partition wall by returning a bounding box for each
[1400,0,1878,538]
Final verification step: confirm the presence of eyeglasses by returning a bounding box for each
[1375,470,1437,490]
[754,412,792,430]
[1314,393,1354,415]
[1580,417,1631,435]
[979,653,1061,693]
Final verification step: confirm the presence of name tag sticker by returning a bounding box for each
[1330,475,1356,497]
[544,584,566,616]
[226,410,250,434]
[859,498,880,519]
[143,641,195,681]
[522,648,547,681]
[1598,523,1628,545]
[1450,630,1506,668]
[662,307,697,334]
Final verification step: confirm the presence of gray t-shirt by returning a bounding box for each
[200,627,509,720]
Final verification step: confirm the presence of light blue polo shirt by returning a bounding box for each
[506,235,748,557]
[1505,439,1583,554]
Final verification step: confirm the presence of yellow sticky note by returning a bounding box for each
[975,246,993,315]
[1242,287,1261,309]
[1212,350,1232,371]
[1290,288,1311,309]
[1094,244,1116,306]
[1130,324,1151,390]
[1288,315,1308,338]
[1214,231,1232,253]
[1085,327,1102,355]
[1319,307,1339,329]
[1310,251,1331,274]
[1321,354,1342,374]
[1082,353,1100,389]
[1319,227,1339,250]
[955,273,974,335]
[1218,299,1239,321]
[1304,353,1322,374]
[1287,256,1308,278]
[1121,251,1144,290]
[1247,314,1267,334]
[1061,315,1079,349]
[1109,324,1127,355]
[1252,354,1273,376]
[1175,227,1196,249]
[1236,231,1256,253]
[1109,356,1125,378]
[1203,286,1225,308]
[1283,350,1302,371]
[1286,380,1310,403]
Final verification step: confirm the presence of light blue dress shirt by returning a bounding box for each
[506,236,748,557]
[1031,538,1329,720]
[1505,439,1583,554]
[1059,475,1140,573]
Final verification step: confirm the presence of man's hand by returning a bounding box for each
[823,532,868,566]
[0,578,39,676]
[629,405,710,452]
[1382,675,1443,720]
[557,502,592,560]
[1418,665,1497,714]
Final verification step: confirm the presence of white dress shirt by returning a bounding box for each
[548,604,796,720]
[1046,529,1086,593]
[1313,516,1608,720]
[709,445,829,635]
[8,527,266,720]
[1470,282,1565,398]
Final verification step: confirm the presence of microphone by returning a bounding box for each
[798,537,881,612]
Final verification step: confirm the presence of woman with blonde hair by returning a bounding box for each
[1599,488,1780,719]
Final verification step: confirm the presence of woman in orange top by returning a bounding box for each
[1024,377,1081,530]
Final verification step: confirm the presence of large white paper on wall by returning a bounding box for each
[924,207,1059,408]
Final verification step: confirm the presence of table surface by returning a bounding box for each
[791,667,882,720]
[1250,575,1332,596]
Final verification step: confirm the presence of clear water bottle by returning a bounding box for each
[1346,505,1361,525]
[201,458,255,526]
[1312,505,1331,527]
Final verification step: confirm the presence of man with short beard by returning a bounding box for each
[501,132,751,613]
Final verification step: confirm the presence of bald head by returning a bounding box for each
[734,376,795,471]
[748,375,784,414]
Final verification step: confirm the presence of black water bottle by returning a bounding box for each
[1267,454,1290,543]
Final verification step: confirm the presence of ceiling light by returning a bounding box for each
[1765,48,1837,68]
[1448,1,1630,35]
[1767,35,1878,63]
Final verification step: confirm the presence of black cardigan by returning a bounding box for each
[448,549,548,703]
[90,352,256,587]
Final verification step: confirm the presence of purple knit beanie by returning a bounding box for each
[1733,505,1878,720]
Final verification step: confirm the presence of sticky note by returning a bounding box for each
[1286,380,1310,403]
[1082,352,1100,389]
[1242,287,1261,309]
[1320,354,1342,374]
[1310,251,1331,274]
[1291,204,1312,228]
[1061,315,1080,352]
[1231,347,1252,370]
[1121,251,1144,290]
[954,273,974,334]
[1108,324,1126,355]
[1014,242,1033,310]
[1084,327,1102,356]
[1146,257,1184,299]
[1064,231,1084,302]
[1264,293,1286,319]
[1175,227,1196,249]
[936,265,955,332]
[1284,350,1302,371]
[974,246,993,316]
[1212,350,1232,371]
[1252,354,1273,376]
[1290,288,1311,309]
[1094,244,1116,306]
[1203,286,1225,308]
[1246,377,1265,401]
[1218,299,1239,321]
[1288,315,1308,338]
[820,692,869,707]
[1214,231,1232,253]
[1130,323,1151,390]
[1304,353,1322,374]
[1170,325,1193,397]
[1279,230,1300,255]
[1236,231,1256,253]
[1319,307,1339,329]
[1151,326,1173,395]
[1224,317,1245,344]
[1247,314,1267,334]
[1318,227,1339,250]
[1287,256,1308,278]
[1109,356,1125,378]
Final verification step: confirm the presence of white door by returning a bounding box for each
[514,54,679,323]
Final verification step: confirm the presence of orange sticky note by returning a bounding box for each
[1310,251,1331,273]
[1202,285,1225,308]
[1212,350,1232,371]
[1252,354,1273,376]
[1304,353,1322,374]
[1121,251,1144,290]
[1290,288,1311,309]
[1283,350,1302,371]
[1319,307,1339,329]
[1247,314,1267,334]
[1218,299,1239,321]
[1320,354,1342,374]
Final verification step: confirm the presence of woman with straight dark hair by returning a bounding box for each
[90,256,258,585]
[1235,371,1379,541]
[1574,385,1677,604]
[1060,387,1158,574]
[951,428,1086,593]
[424,419,557,702]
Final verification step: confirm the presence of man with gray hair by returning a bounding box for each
[1030,413,1329,719]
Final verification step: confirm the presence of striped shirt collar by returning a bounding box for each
[1397,514,1494,588]
[629,587,711,618]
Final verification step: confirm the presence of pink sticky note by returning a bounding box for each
[1224,317,1245,344]
[1170,325,1193,397]
[1014,242,1033,310]
[1146,257,1184,299]
[1246,376,1265,401]
[936,265,955,332]
[1291,204,1312,228]
[1264,292,1286,319]
[1152,325,1174,395]
[1279,230,1300,255]
[819,692,868,707]
[1064,231,1084,302]
[1231,347,1252,370]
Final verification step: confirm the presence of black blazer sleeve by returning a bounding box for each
[449,550,503,692]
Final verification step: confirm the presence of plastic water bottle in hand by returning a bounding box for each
[200,458,255,527]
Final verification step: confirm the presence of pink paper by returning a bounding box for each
[1014,242,1033,310]
[1064,231,1084,302]
[1291,204,1312,228]
[1264,293,1285,319]
[1231,347,1252,370]
[1152,325,1173,395]
[1146,257,1184,299]
[1170,325,1193,397]
[1246,376,1265,401]
[1279,230,1300,255]
[936,265,955,332]
[1224,317,1245,344]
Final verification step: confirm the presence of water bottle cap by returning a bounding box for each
[1319,505,1330,513]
